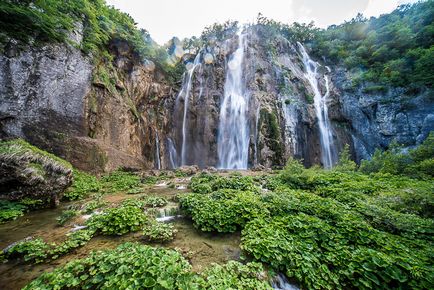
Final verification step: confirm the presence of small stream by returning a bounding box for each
[0,181,241,290]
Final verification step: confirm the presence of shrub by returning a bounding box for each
[179,189,267,232]
[241,214,433,290]
[49,229,96,259]
[100,170,142,192]
[63,170,100,201]
[141,196,168,208]
[4,238,49,263]
[0,200,27,223]
[201,261,271,289]
[24,243,202,289]
[334,144,356,172]
[142,222,177,242]
[87,205,147,235]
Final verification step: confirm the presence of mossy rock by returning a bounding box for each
[0,139,73,206]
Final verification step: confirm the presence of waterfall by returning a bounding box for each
[297,43,336,168]
[176,53,202,166]
[155,132,161,170]
[167,137,178,169]
[217,31,250,169]
[272,273,300,290]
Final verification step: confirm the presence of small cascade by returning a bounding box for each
[217,31,250,169]
[176,53,202,166]
[297,43,336,168]
[167,137,178,169]
[272,273,300,290]
[155,132,161,170]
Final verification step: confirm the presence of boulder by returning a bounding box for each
[177,165,199,176]
[0,139,73,207]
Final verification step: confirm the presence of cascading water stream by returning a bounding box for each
[167,137,178,169]
[176,53,202,166]
[217,31,250,169]
[297,43,336,168]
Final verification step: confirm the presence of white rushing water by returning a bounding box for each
[217,31,250,169]
[298,43,335,168]
[176,53,202,166]
[272,273,300,290]
[167,137,178,169]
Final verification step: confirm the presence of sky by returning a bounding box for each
[106,0,420,45]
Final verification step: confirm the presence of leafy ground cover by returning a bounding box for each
[179,137,434,289]
[23,243,271,289]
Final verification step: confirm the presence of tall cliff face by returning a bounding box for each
[0,34,174,173]
[167,26,351,169]
[331,68,434,162]
[1,25,432,171]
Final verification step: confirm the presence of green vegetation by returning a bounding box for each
[254,1,433,92]
[100,169,142,192]
[56,209,78,226]
[189,172,258,194]
[141,196,168,208]
[24,243,201,289]
[63,170,100,201]
[312,1,434,91]
[64,168,145,201]
[178,139,434,289]
[0,200,27,223]
[24,242,270,289]
[142,222,177,242]
[87,204,147,235]
[180,189,266,233]
[201,261,271,289]
[0,139,72,169]
[3,229,96,264]
[360,132,434,178]
[0,0,185,82]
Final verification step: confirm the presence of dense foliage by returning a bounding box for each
[359,132,434,178]
[142,221,177,242]
[254,1,433,92]
[24,243,271,289]
[141,196,168,208]
[179,141,434,289]
[63,170,100,201]
[0,200,27,223]
[312,0,434,91]
[87,204,147,235]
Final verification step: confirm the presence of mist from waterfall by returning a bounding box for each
[217,31,250,169]
[175,53,202,166]
[298,43,336,168]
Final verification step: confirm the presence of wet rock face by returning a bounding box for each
[332,68,434,162]
[0,140,73,206]
[0,35,174,173]
[1,25,432,171]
